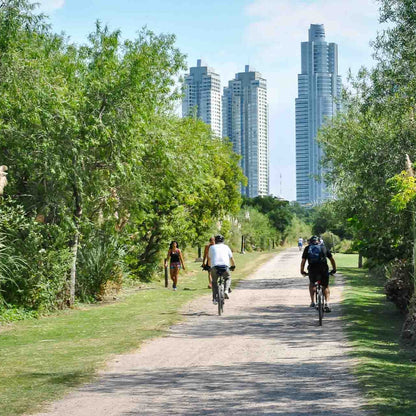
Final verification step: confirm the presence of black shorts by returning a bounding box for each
[308,266,329,287]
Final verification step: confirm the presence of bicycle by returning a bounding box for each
[315,279,325,326]
[302,270,335,326]
[213,265,234,316]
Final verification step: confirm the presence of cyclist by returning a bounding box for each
[300,235,336,312]
[207,234,236,304]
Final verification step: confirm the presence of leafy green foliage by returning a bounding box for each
[0,1,245,314]
[243,196,293,238]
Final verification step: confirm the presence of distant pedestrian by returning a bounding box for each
[202,236,215,288]
[165,241,185,291]
[298,237,303,251]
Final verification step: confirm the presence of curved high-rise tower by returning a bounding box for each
[295,24,342,205]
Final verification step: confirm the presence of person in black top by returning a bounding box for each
[300,235,336,312]
[164,241,186,291]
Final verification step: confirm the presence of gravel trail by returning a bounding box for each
[34,248,370,416]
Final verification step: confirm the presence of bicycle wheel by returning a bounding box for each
[317,290,324,326]
[218,281,224,316]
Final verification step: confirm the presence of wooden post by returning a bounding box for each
[164,260,168,288]
[195,245,203,262]
[240,235,245,254]
[358,253,363,268]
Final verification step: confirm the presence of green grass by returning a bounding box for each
[0,249,277,416]
[336,253,416,416]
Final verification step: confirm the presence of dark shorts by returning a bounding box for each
[308,266,329,287]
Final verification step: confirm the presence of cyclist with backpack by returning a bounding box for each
[300,235,336,312]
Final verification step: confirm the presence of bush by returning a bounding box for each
[77,233,128,301]
[401,296,416,345]
[0,200,72,311]
[335,239,355,254]
[384,259,414,313]
[321,231,341,252]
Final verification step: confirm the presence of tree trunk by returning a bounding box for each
[358,253,363,268]
[69,177,82,307]
[69,231,79,307]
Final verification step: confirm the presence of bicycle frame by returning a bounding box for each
[315,280,324,326]
[214,266,229,316]
[217,274,225,315]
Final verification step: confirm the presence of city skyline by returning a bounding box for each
[37,0,382,201]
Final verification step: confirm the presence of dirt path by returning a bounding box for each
[34,248,370,416]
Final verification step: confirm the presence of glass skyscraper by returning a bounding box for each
[182,59,222,138]
[295,24,342,205]
[223,65,269,198]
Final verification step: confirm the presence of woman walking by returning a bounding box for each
[165,241,185,291]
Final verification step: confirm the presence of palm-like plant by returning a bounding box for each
[0,233,26,305]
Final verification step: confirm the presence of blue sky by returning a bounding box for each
[37,0,382,201]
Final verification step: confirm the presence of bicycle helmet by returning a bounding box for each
[214,234,225,243]
[309,235,319,244]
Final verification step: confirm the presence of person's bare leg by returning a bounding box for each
[324,286,330,303]
[309,283,315,303]
[173,268,179,288]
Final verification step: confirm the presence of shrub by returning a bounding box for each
[384,259,414,313]
[77,233,128,301]
[0,199,72,311]
[321,231,341,252]
[335,239,355,254]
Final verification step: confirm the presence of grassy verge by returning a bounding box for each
[336,253,416,416]
[0,249,278,416]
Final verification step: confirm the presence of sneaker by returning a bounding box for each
[324,304,331,312]
[213,299,218,305]
[309,302,316,308]
[224,293,229,300]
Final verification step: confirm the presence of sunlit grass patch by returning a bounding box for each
[337,254,416,416]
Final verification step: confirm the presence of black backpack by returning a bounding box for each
[308,244,326,264]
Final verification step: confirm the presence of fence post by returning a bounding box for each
[358,253,363,268]
[164,260,168,287]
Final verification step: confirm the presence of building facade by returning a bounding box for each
[223,65,269,198]
[182,59,222,137]
[295,24,342,205]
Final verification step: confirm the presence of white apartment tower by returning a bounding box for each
[182,59,222,137]
[223,65,269,197]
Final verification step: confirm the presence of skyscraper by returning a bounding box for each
[295,24,342,205]
[223,65,269,198]
[182,59,222,137]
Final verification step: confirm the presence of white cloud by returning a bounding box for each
[34,0,65,12]
[245,0,380,71]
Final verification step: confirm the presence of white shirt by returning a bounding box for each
[208,243,233,267]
